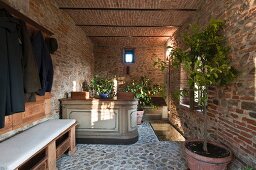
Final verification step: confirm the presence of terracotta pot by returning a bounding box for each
[137,110,144,125]
[185,140,232,170]
[117,92,134,100]
[71,91,89,99]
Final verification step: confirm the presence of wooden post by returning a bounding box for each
[47,141,57,170]
[68,125,77,155]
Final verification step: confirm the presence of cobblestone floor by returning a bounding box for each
[57,122,187,170]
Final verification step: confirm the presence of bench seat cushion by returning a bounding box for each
[0,119,76,170]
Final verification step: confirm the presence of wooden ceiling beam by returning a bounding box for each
[59,7,197,12]
[77,24,180,28]
[88,36,171,37]
[0,1,54,35]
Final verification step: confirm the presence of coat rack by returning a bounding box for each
[0,1,54,36]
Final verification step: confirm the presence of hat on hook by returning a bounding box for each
[45,37,58,54]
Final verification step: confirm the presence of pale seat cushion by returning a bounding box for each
[0,119,76,170]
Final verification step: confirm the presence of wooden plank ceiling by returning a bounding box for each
[55,0,202,46]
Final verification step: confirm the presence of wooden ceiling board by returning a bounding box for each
[55,0,201,9]
[90,37,169,46]
[81,26,177,36]
[64,10,192,26]
[55,0,203,46]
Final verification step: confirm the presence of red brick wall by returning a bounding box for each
[2,0,94,112]
[0,93,52,141]
[94,46,165,86]
[0,0,94,139]
[169,1,256,168]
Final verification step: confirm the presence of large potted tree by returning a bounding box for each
[169,20,237,169]
[125,76,162,124]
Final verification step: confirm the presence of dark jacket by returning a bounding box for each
[0,10,25,128]
[0,9,41,128]
[20,21,41,101]
[31,31,53,96]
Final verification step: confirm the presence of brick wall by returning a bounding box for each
[94,46,165,86]
[0,93,52,141]
[168,0,256,168]
[2,0,94,112]
[0,0,94,139]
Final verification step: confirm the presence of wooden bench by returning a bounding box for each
[0,119,77,170]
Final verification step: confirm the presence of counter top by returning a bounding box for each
[60,98,138,102]
[60,98,138,106]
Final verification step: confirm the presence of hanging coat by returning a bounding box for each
[31,31,54,96]
[20,21,41,101]
[0,9,25,128]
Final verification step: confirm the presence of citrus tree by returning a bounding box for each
[157,19,237,152]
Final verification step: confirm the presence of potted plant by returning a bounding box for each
[82,80,90,99]
[90,75,114,99]
[117,91,135,100]
[116,78,135,100]
[125,76,162,124]
[158,19,237,169]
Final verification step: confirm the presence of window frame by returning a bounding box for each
[179,70,204,112]
[123,48,135,64]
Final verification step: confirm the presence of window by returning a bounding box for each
[179,64,205,111]
[123,48,135,64]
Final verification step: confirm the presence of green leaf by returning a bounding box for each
[169,19,238,108]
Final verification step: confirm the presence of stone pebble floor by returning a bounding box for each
[57,122,187,170]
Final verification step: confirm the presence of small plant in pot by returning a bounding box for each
[82,80,90,92]
[116,91,135,100]
[90,75,114,99]
[116,80,135,100]
[82,80,90,99]
[166,19,237,169]
[125,76,162,124]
